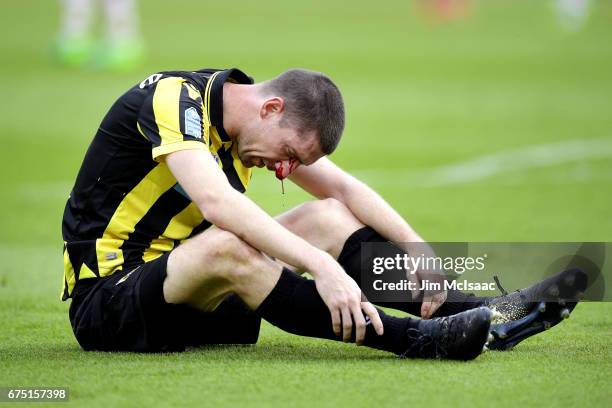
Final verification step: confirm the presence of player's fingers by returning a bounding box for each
[427,290,447,317]
[331,308,341,336]
[421,282,447,318]
[421,293,435,319]
[361,301,384,336]
[351,304,367,345]
[341,307,353,342]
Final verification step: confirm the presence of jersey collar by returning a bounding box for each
[208,68,254,142]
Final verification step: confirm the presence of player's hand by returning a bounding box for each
[420,282,447,319]
[310,253,384,344]
[401,243,447,319]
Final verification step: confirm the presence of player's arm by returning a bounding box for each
[289,157,446,318]
[165,148,383,342]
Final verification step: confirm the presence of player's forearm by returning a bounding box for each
[338,176,423,244]
[203,188,331,276]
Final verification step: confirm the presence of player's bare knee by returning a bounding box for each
[303,197,343,212]
[172,229,258,281]
[211,229,256,261]
[208,230,264,283]
[312,198,363,235]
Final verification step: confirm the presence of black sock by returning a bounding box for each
[256,268,417,355]
[337,226,485,317]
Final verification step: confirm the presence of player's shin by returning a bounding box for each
[254,268,492,360]
[255,268,415,354]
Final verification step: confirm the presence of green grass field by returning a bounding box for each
[1,0,611,406]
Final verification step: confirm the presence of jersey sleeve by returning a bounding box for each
[137,76,209,161]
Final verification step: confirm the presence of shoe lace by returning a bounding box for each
[399,318,450,359]
[493,275,509,296]
[493,275,527,301]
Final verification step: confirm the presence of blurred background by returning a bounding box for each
[1,0,611,404]
[2,1,611,253]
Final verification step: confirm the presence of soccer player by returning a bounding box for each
[555,0,591,32]
[54,0,144,70]
[62,68,585,359]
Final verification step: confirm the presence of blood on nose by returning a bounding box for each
[274,159,299,180]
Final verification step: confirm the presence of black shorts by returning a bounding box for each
[68,252,261,352]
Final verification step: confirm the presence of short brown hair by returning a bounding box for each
[260,69,345,155]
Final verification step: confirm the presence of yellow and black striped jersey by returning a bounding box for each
[61,68,254,300]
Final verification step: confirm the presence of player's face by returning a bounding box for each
[237,107,323,175]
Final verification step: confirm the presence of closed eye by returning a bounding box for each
[288,148,304,165]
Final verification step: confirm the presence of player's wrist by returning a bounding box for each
[303,250,335,279]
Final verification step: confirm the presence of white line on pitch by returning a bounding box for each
[350,138,612,187]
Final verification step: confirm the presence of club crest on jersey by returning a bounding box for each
[184,107,202,139]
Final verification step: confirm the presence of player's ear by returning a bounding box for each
[260,97,285,119]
